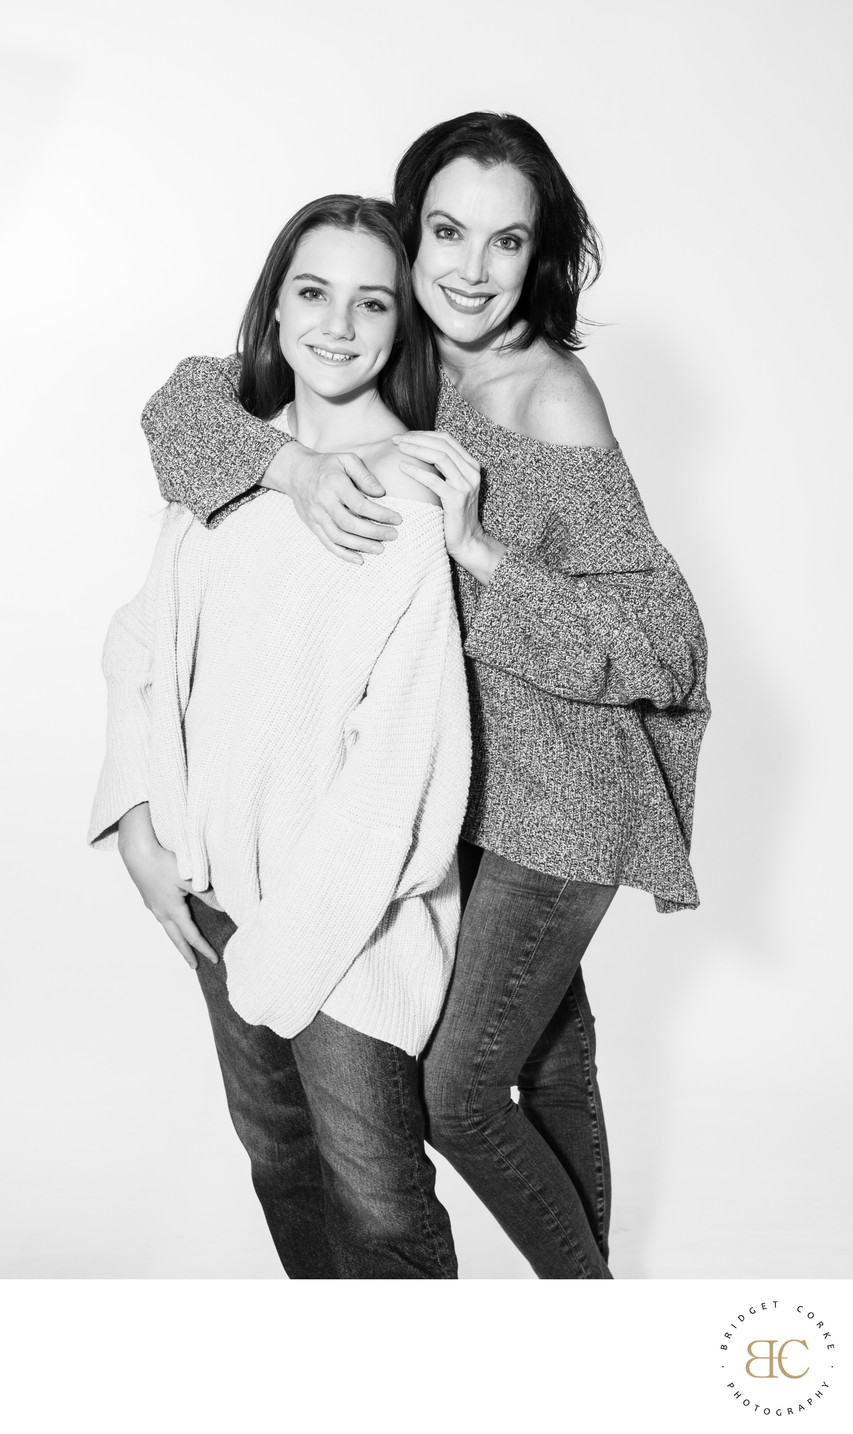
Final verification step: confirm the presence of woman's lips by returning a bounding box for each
[439,287,493,315]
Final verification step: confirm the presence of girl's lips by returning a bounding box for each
[439,287,494,316]
[308,345,358,364]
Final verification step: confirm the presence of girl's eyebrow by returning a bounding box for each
[291,272,396,297]
[425,209,532,236]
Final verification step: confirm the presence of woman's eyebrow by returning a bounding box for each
[425,209,532,235]
[291,272,395,296]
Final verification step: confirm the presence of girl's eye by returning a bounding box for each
[299,287,324,300]
[496,236,522,253]
[361,300,387,314]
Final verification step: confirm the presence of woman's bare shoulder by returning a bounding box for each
[518,348,617,448]
[370,442,441,506]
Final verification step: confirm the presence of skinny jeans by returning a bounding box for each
[421,842,617,1279]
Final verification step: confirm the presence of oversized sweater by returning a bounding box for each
[142,356,710,912]
[89,485,471,1056]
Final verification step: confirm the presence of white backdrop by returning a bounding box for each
[2,0,850,1280]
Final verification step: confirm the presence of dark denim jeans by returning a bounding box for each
[421,843,617,1279]
[188,897,456,1280]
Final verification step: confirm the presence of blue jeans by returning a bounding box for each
[421,843,617,1279]
[188,897,457,1279]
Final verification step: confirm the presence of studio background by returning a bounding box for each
[2,0,850,1278]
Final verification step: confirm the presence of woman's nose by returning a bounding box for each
[457,243,488,288]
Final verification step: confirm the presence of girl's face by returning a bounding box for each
[412,157,537,347]
[276,226,399,397]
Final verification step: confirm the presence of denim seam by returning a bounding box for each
[389,1044,456,1279]
[464,876,598,1278]
[566,983,609,1259]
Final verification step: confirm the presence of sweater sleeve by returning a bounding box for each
[87,506,192,849]
[221,523,471,1040]
[464,448,709,714]
[140,354,291,527]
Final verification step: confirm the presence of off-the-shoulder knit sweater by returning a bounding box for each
[141,356,710,913]
[89,479,471,1056]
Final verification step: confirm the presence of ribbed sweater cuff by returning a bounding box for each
[88,681,150,848]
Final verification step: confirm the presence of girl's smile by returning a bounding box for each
[275,227,399,398]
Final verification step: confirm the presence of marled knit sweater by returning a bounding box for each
[142,356,710,912]
[89,485,471,1056]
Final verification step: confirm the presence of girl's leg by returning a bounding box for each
[291,1013,457,1280]
[190,897,337,1279]
[421,850,616,1279]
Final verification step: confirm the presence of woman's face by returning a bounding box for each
[412,157,537,347]
[276,226,399,397]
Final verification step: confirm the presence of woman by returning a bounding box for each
[140,113,710,1278]
[89,196,471,1279]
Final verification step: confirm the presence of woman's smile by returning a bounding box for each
[412,156,537,349]
[439,286,494,314]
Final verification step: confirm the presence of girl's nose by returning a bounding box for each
[323,304,356,341]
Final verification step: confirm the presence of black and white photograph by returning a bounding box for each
[2,0,850,1428]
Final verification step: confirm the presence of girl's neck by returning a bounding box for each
[289,378,402,451]
[435,318,530,386]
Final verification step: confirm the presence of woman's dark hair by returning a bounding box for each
[237,194,433,429]
[394,111,602,361]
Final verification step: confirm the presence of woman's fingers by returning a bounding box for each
[393,431,480,476]
[336,450,387,500]
[397,463,449,501]
[395,441,469,489]
[336,474,403,527]
[334,502,402,545]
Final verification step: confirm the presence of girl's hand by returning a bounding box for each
[392,431,507,585]
[117,804,219,969]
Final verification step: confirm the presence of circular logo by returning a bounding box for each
[719,1299,837,1417]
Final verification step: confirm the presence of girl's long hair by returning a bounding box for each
[237,194,434,430]
[394,111,603,416]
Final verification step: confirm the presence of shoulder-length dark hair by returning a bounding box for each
[394,111,602,357]
[237,194,433,429]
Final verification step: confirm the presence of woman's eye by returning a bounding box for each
[299,288,324,300]
[496,236,522,253]
[361,300,387,314]
[434,226,459,241]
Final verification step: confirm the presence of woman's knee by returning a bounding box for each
[421,1059,497,1155]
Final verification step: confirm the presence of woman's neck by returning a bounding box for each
[435,318,530,386]
[289,379,402,451]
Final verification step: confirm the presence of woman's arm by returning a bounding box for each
[396,429,708,714]
[221,518,471,1039]
[141,355,403,559]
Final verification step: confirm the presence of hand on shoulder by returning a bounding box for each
[370,443,442,507]
[522,350,617,448]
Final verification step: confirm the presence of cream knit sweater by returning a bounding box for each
[89,491,471,1056]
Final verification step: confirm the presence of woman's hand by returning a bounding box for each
[263,443,403,564]
[392,431,508,585]
[117,804,219,969]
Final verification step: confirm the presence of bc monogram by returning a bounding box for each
[745,1340,809,1380]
